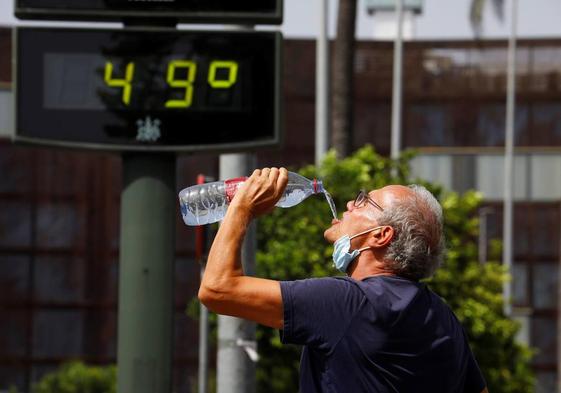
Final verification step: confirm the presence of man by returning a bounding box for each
[199,167,488,393]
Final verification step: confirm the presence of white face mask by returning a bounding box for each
[332,226,383,273]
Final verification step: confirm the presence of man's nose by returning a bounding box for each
[346,200,355,211]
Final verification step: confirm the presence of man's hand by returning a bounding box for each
[230,167,289,219]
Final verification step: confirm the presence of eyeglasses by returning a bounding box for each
[354,190,384,212]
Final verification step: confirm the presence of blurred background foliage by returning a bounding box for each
[29,362,115,393]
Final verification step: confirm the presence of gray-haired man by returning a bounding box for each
[199,167,488,393]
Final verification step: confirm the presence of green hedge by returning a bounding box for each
[33,362,116,393]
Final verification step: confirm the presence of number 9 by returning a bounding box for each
[165,60,197,108]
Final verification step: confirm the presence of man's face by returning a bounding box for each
[324,185,414,244]
[324,188,387,244]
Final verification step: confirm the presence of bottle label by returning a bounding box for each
[224,177,248,203]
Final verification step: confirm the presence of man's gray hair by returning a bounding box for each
[377,185,445,280]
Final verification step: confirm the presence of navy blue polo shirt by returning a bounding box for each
[280,275,486,393]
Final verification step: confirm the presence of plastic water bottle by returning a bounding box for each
[178,171,325,226]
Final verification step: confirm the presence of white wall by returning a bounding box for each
[2,0,561,40]
[411,153,561,201]
[0,89,13,138]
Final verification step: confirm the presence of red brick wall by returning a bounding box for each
[0,28,11,84]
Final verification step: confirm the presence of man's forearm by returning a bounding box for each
[200,204,251,294]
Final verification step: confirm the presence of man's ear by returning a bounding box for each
[367,226,394,249]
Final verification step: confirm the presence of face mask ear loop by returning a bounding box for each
[349,226,383,240]
[347,226,383,256]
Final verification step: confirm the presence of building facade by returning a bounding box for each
[1,29,560,392]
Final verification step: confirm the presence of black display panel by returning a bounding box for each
[15,0,283,24]
[15,27,282,152]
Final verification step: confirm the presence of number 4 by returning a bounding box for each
[104,62,135,105]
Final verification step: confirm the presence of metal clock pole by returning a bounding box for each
[503,0,518,318]
[217,152,257,393]
[112,13,178,392]
[216,23,259,393]
[315,0,330,166]
[117,153,176,393]
[390,0,404,164]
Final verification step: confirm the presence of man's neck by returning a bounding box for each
[347,255,396,281]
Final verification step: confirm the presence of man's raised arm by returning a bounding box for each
[198,168,288,329]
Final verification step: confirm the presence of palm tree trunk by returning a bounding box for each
[331,0,357,158]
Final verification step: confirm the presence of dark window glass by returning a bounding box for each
[0,255,30,302]
[513,206,530,258]
[82,309,117,358]
[31,365,59,386]
[174,312,199,359]
[512,263,529,307]
[536,371,557,393]
[175,257,200,304]
[531,206,560,257]
[530,104,561,146]
[0,145,32,193]
[36,203,86,249]
[33,310,85,357]
[0,201,31,248]
[531,317,557,366]
[0,310,28,357]
[173,365,195,393]
[0,366,26,393]
[532,263,558,310]
[34,257,86,303]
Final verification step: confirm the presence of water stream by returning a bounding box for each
[323,191,338,220]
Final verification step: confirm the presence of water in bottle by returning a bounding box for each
[179,171,337,226]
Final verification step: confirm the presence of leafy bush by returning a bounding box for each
[33,362,116,393]
[255,146,534,393]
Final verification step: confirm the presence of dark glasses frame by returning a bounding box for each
[354,190,384,211]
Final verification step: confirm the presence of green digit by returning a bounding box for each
[165,60,197,108]
[208,61,238,89]
[104,61,134,105]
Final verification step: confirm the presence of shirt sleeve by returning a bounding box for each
[462,332,486,393]
[279,277,365,353]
